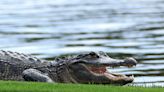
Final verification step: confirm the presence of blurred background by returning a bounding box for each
[0,0,164,86]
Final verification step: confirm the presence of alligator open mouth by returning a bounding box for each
[72,51,137,84]
[88,65,134,80]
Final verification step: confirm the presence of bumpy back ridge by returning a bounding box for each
[0,50,46,66]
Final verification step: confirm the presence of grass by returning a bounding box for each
[0,81,164,92]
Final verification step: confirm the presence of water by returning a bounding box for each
[0,0,164,86]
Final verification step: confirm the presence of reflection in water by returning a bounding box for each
[0,0,164,86]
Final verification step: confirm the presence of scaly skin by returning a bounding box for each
[0,50,50,81]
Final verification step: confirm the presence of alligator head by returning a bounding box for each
[66,51,137,85]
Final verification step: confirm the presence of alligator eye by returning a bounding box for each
[89,52,97,56]
[89,52,99,58]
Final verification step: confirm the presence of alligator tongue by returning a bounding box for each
[88,66,106,74]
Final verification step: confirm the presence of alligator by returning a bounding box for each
[0,50,137,85]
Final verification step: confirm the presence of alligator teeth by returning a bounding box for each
[129,75,134,78]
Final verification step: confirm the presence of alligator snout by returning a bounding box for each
[123,57,137,67]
